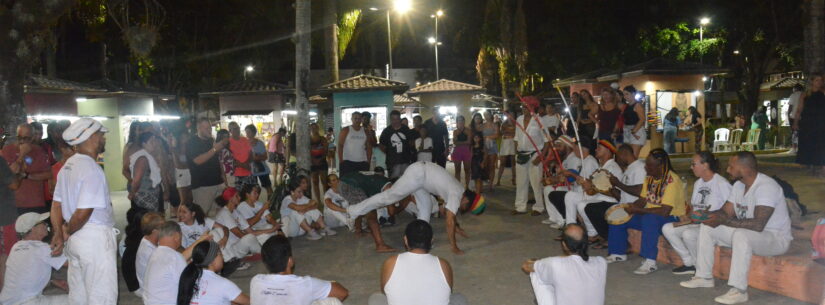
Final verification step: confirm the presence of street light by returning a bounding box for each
[699,17,710,41]
[430,9,444,79]
[380,0,412,80]
[244,65,254,80]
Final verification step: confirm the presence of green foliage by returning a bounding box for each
[136,56,155,84]
[338,9,361,60]
[639,22,724,61]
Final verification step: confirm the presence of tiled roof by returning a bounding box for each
[408,79,483,95]
[393,94,419,104]
[24,74,106,93]
[200,79,291,96]
[555,58,728,86]
[760,77,805,91]
[318,75,409,94]
[309,95,328,103]
[88,78,170,95]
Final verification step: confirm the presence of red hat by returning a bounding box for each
[222,187,238,201]
[520,96,541,113]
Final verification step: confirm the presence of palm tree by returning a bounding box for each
[295,0,311,174]
[476,0,528,101]
[323,0,339,83]
[805,0,825,77]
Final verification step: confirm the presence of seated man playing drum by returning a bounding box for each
[605,148,686,275]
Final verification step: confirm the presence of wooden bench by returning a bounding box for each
[627,229,825,304]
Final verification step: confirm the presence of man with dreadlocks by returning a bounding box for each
[606,148,686,275]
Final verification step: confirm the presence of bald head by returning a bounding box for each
[561,224,590,260]
[563,224,585,241]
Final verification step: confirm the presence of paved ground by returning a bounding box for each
[105,153,819,305]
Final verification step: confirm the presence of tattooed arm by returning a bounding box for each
[723,205,774,232]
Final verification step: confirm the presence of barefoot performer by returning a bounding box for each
[337,170,401,253]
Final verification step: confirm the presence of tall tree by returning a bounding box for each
[804,0,825,77]
[295,0,311,174]
[323,0,339,83]
[0,0,78,136]
[476,0,529,100]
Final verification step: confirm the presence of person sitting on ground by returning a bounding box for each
[177,202,246,277]
[250,235,349,305]
[143,221,211,304]
[368,220,468,305]
[606,148,686,275]
[135,212,165,294]
[662,151,731,275]
[323,174,349,229]
[280,177,335,240]
[177,240,250,305]
[214,188,266,260]
[0,212,68,305]
[521,223,606,305]
[680,152,793,305]
[233,185,282,245]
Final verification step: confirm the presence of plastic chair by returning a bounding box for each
[740,128,761,151]
[712,128,730,152]
[717,129,743,152]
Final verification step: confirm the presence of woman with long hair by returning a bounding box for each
[597,87,622,141]
[579,90,599,139]
[236,184,281,245]
[216,129,234,186]
[663,108,681,154]
[621,86,646,157]
[451,115,473,188]
[309,123,329,204]
[177,201,248,277]
[323,173,350,229]
[795,73,825,176]
[268,128,287,185]
[684,106,703,152]
[129,132,163,212]
[481,111,499,192]
[177,240,250,305]
[123,121,150,189]
[279,176,335,240]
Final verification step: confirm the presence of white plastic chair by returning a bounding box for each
[712,128,730,152]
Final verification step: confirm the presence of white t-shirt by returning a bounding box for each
[515,115,546,152]
[188,269,242,305]
[53,153,115,227]
[250,274,332,305]
[180,218,216,248]
[571,155,599,193]
[789,91,802,119]
[136,237,157,288]
[280,195,311,218]
[324,189,348,209]
[0,240,67,305]
[532,255,607,305]
[415,137,433,162]
[727,173,793,240]
[234,201,272,230]
[620,159,647,204]
[541,114,561,135]
[143,246,187,305]
[216,207,242,245]
[691,174,732,212]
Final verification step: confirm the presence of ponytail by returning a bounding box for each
[562,234,590,261]
[177,241,220,305]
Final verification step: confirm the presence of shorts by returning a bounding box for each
[623,126,647,145]
[234,175,259,190]
[311,161,329,172]
[451,145,471,162]
[175,168,191,188]
[499,138,515,156]
[269,152,286,164]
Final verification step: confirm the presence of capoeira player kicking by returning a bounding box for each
[347,161,485,255]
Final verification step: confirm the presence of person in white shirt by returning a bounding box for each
[415,127,433,163]
[541,103,562,136]
[521,224,606,305]
[680,152,793,305]
[513,101,551,215]
[347,161,482,255]
[368,220,467,305]
[541,136,574,225]
[562,139,624,237]
[234,185,283,244]
[177,240,250,305]
[280,177,335,240]
[50,118,118,305]
[662,152,732,275]
[214,187,265,259]
[250,235,349,305]
[143,221,209,305]
[788,84,803,153]
[0,213,68,305]
[545,136,599,228]
[135,212,165,293]
[177,202,248,277]
[323,174,350,229]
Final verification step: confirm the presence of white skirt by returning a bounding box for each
[623,126,647,145]
[499,138,515,156]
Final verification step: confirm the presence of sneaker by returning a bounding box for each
[672,265,696,275]
[306,230,323,240]
[236,262,252,271]
[714,288,748,304]
[605,254,627,264]
[378,217,388,226]
[541,219,563,229]
[323,227,337,236]
[345,215,356,232]
[680,277,715,288]
[633,260,658,275]
[387,216,396,226]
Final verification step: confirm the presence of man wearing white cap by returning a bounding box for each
[49,118,118,305]
[0,212,68,305]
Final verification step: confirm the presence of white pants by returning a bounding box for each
[227,234,261,258]
[542,185,565,223]
[324,209,349,229]
[283,210,322,237]
[695,224,791,290]
[192,184,224,217]
[310,298,344,305]
[16,294,69,305]
[515,155,544,212]
[661,223,700,266]
[347,163,437,223]
[208,229,244,261]
[368,293,468,305]
[65,224,118,305]
[563,191,607,237]
[530,272,556,305]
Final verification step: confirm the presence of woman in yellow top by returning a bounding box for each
[606,148,685,275]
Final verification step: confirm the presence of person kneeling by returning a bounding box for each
[368,220,468,305]
[250,235,348,305]
[280,178,334,240]
[522,224,606,305]
[177,240,249,305]
[0,213,69,305]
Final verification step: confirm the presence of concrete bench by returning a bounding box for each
[627,229,825,304]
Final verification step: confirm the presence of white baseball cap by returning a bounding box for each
[62,118,108,146]
[15,212,50,233]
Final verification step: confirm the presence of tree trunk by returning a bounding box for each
[295,0,312,175]
[323,0,339,83]
[805,0,825,76]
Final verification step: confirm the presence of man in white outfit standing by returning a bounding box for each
[513,101,551,216]
[50,118,118,305]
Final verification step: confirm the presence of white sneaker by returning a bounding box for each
[306,230,323,240]
[633,260,658,275]
[236,262,251,271]
[680,277,715,288]
[323,227,337,236]
[605,254,626,263]
[345,215,356,232]
[714,288,748,304]
[541,219,563,229]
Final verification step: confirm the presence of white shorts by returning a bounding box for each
[499,138,515,156]
[175,168,191,188]
[623,126,647,145]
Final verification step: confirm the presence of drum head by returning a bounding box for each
[591,169,612,192]
[605,203,631,225]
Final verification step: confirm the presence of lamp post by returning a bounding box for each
[429,10,443,80]
[244,65,254,80]
[699,17,710,41]
[372,0,411,80]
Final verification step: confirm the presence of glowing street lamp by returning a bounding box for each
[699,17,710,41]
[244,65,254,80]
[430,10,444,79]
[381,0,413,79]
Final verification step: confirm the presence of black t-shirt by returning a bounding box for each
[424,119,449,152]
[186,135,223,188]
[379,125,414,166]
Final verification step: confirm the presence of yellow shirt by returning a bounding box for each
[640,171,686,216]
